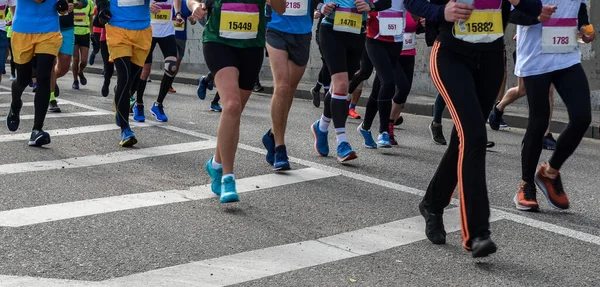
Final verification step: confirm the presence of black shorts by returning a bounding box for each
[203,42,264,91]
[74,33,90,48]
[145,35,178,64]
[319,24,365,75]
[266,28,311,66]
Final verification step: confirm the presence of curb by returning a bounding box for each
[83,66,600,140]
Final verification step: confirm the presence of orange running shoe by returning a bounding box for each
[513,181,539,211]
[348,108,361,119]
[169,87,176,93]
[535,163,569,210]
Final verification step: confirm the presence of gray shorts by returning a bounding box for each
[176,38,186,59]
[266,28,311,67]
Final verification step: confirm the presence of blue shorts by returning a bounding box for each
[0,30,7,74]
[59,28,75,56]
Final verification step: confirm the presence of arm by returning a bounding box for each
[577,2,589,30]
[404,0,446,23]
[173,0,182,18]
[508,0,542,16]
[270,0,286,15]
[372,0,391,12]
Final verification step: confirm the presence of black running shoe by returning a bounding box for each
[6,102,22,132]
[311,86,320,108]
[471,236,497,258]
[79,72,87,85]
[486,141,495,148]
[419,201,446,245]
[488,102,503,131]
[429,122,447,145]
[49,100,61,113]
[394,116,403,126]
[102,81,110,97]
[28,130,51,147]
[54,84,60,97]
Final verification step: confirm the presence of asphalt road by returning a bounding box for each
[0,72,599,287]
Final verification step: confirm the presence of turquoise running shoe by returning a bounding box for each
[220,175,239,203]
[205,156,223,196]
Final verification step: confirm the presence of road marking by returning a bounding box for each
[59,99,117,114]
[0,275,101,287]
[0,102,74,108]
[106,208,496,287]
[0,122,158,143]
[0,168,336,227]
[0,140,215,175]
[0,111,111,121]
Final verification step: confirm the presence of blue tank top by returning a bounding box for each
[321,0,368,27]
[110,0,151,30]
[267,0,313,34]
[13,0,60,33]
[175,0,192,39]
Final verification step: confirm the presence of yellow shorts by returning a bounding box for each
[11,32,63,64]
[105,25,152,67]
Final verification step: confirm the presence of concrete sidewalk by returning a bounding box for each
[83,65,600,140]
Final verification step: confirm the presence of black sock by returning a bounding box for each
[330,93,348,129]
[212,92,220,105]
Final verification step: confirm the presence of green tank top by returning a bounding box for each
[74,2,94,36]
[202,0,267,48]
[6,9,11,38]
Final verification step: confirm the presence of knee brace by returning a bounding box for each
[164,56,177,77]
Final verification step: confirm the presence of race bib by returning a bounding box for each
[219,3,259,40]
[283,0,308,16]
[74,12,87,26]
[173,17,185,31]
[333,8,362,34]
[378,11,404,36]
[0,6,5,20]
[453,0,503,44]
[118,0,144,7]
[402,32,416,50]
[542,18,578,54]
[151,4,172,24]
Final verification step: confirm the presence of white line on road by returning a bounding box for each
[0,140,215,175]
[0,111,111,121]
[0,168,336,227]
[0,122,158,143]
[0,102,73,108]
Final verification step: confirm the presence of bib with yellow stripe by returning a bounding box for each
[453,0,503,44]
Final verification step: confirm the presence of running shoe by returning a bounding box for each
[210,103,222,112]
[101,81,110,97]
[6,104,21,132]
[514,181,539,211]
[336,141,357,162]
[205,156,223,195]
[49,100,61,113]
[311,120,329,156]
[220,175,240,203]
[262,129,275,165]
[388,123,398,145]
[129,97,136,112]
[133,104,145,122]
[197,77,208,100]
[377,132,392,148]
[310,86,320,108]
[169,86,176,93]
[542,133,557,150]
[273,145,291,171]
[394,115,403,126]
[535,163,569,209]
[79,72,87,86]
[471,236,497,258]
[9,75,16,81]
[488,102,504,131]
[150,103,168,122]
[429,122,447,145]
[419,201,446,245]
[348,108,361,119]
[357,124,377,149]
[486,141,495,148]
[72,80,80,90]
[253,82,264,93]
[89,53,95,65]
[54,84,60,97]
[120,128,137,147]
[28,130,51,147]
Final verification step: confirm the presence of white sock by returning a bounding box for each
[335,128,347,144]
[211,157,223,170]
[222,174,235,181]
[319,115,331,132]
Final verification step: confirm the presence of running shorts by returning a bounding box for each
[145,35,178,64]
[266,28,311,67]
[203,41,264,91]
[59,28,75,56]
[176,38,186,59]
[74,33,90,48]
[11,31,62,64]
[105,25,152,67]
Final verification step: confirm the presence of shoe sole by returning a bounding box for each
[49,108,61,113]
[512,194,539,212]
[349,115,361,119]
[471,242,497,258]
[534,172,569,210]
[377,143,392,148]
[220,192,240,203]
[205,161,222,196]
[210,108,222,112]
[338,151,357,163]
[120,137,137,147]
[273,163,291,171]
[311,123,328,157]
[28,135,51,147]
[150,111,168,122]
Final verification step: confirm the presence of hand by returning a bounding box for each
[320,3,335,16]
[314,10,322,19]
[98,9,112,24]
[580,27,596,43]
[419,17,426,27]
[56,0,69,14]
[444,0,474,23]
[150,3,161,14]
[355,0,370,13]
[537,5,556,23]
[68,3,75,13]
[192,3,207,20]
[189,17,197,25]
[5,20,11,26]
[175,13,184,25]
[513,34,517,41]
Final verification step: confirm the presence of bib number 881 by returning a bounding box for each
[228,21,253,31]
[465,22,494,33]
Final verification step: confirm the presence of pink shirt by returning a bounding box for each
[401,12,418,56]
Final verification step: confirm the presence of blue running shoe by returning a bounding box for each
[377,132,392,148]
[262,129,275,165]
[150,103,168,122]
[311,120,329,157]
[89,53,95,66]
[133,104,145,122]
[210,103,222,112]
[273,146,291,171]
[220,175,240,203]
[120,128,137,147]
[357,124,377,149]
[28,130,51,147]
[197,77,208,100]
[488,103,504,131]
[6,104,21,132]
[337,141,357,162]
[205,156,223,195]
